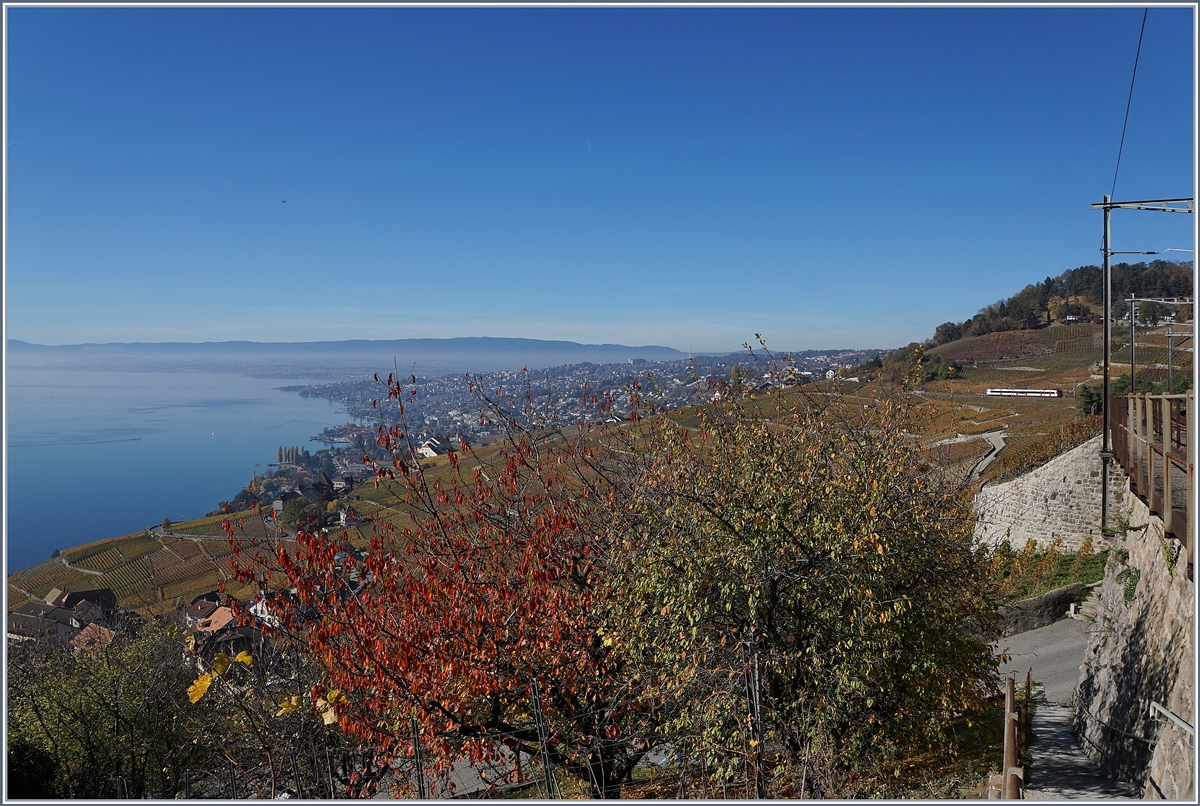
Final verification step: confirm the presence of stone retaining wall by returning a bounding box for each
[974,435,1126,552]
[1073,480,1194,800]
[996,582,1094,637]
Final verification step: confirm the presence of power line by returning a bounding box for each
[1111,8,1149,198]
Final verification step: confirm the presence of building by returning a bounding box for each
[416,437,452,458]
[69,623,116,652]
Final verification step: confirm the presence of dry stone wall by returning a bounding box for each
[974,435,1126,552]
[1073,481,1194,800]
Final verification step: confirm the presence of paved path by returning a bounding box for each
[151,523,297,542]
[1023,700,1140,800]
[971,429,1008,477]
[997,617,1090,706]
[997,618,1140,800]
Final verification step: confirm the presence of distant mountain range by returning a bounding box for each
[6,337,695,379]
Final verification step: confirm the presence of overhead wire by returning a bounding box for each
[1111,8,1149,198]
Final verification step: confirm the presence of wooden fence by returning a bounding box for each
[1109,391,1194,580]
[989,670,1032,799]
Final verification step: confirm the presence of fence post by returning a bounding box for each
[1004,673,1021,799]
[743,651,766,798]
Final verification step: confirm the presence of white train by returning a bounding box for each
[985,388,1063,398]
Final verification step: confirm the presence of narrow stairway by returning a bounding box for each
[1072,586,1102,622]
[1022,685,1140,801]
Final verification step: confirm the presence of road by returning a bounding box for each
[150,523,297,542]
[971,429,1009,478]
[996,616,1091,705]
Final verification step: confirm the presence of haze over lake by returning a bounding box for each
[3,337,696,573]
[4,365,351,573]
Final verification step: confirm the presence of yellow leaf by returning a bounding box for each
[184,634,196,652]
[233,651,253,667]
[211,652,231,676]
[326,689,345,706]
[276,695,302,717]
[187,672,213,704]
[315,697,339,726]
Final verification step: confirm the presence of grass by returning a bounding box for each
[993,542,1109,602]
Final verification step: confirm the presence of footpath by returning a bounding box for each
[997,618,1140,800]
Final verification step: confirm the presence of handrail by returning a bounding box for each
[995,670,1031,798]
[1149,702,1195,748]
[1109,392,1194,581]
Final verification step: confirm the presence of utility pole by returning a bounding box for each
[1090,196,1193,532]
[1130,294,1137,391]
[1126,298,1192,393]
[1100,195,1113,532]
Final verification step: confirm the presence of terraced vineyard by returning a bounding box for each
[95,557,154,600]
[71,546,126,573]
[170,511,276,539]
[7,526,248,614]
[162,538,203,561]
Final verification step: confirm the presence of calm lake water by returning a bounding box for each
[4,366,356,573]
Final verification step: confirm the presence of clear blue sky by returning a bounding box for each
[5,5,1195,353]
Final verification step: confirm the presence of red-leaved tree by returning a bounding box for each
[226,371,659,797]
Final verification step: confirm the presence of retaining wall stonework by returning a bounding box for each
[1073,481,1194,800]
[996,582,1094,637]
[974,435,1126,552]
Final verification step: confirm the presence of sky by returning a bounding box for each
[4,4,1196,353]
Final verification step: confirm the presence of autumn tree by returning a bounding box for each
[1047,295,1066,321]
[226,371,660,798]
[601,383,1002,797]
[180,635,365,799]
[7,617,363,800]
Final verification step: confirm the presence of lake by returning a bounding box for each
[4,365,361,573]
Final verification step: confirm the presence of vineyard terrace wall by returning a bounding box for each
[1073,481,1194,800]
[974,435,1126,553]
